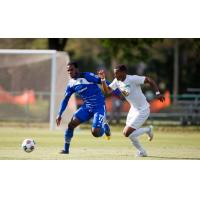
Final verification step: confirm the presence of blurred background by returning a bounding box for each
[0,38,199,128]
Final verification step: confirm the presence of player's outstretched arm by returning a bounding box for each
[56,86,74,126]
[144,77,165,102]
[56,96,69,126]
[98,70,113,94]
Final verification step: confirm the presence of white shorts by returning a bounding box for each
[126,107,150,129]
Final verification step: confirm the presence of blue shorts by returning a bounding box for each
[74,105,106,129]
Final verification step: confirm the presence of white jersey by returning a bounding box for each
[109,75,149,110]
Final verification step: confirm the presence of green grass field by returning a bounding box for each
[0,125,200,160]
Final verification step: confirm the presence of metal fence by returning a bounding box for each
[1,90,199,126]
[0,91,50,123]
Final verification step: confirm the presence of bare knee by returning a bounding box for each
[91,128,101,137]
[123,127,135,137]
[123,131,130,137]
[68,118,80,130]
[68,122,76,130]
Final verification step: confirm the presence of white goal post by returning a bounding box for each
[0,49,57,130]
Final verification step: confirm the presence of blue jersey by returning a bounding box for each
[58,72,105,117]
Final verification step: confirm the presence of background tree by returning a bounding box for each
[0,38,199,94]
[48,39,68,51]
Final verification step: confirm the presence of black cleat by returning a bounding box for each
[59,150,69,154]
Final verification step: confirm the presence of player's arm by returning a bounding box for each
[56,85,74,126]
[83,72,102,84]
[85,71,117,95]
[144,77,165,102]
[98,70,113,94]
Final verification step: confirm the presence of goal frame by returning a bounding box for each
[0,49,57,130]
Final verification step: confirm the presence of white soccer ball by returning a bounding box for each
[21,138,36,153]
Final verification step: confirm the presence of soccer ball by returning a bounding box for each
[21,138,36,153]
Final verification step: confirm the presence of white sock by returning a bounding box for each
[128,128,150,152]
[131,127,150,137]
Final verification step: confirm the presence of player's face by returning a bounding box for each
[67,65,79,78]
[114,69,126,81]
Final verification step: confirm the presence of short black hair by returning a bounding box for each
[67,61,79,68]
[114,64,127,72]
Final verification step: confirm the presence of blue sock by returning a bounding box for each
[104,123,110,134]
[64,128,74,153]
[64,143,70,153]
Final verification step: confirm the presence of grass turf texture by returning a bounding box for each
[0,125,200,160]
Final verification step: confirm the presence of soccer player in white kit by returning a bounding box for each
[98,64,165,157]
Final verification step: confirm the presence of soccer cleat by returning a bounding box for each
[147,125,154,141]
[59,150,69,154]
[104,122,111,140]
[105,135,111,140]
[136,150,148,157]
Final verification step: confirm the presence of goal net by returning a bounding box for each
[0,49,76,130]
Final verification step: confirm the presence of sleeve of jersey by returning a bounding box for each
[105,79,121,96]
[112,88,121,96]
[131,75,146,85]
[84,72,101,84]
[57,85,74,117]
[109,79,118,90]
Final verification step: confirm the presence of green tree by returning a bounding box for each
[48,39,68,51]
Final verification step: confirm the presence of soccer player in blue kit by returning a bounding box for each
[56,62,111,154]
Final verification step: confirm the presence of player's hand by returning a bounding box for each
[56,116,62,126]
[157,94,165,102]
[98,70,106,80]
[121,90,130,97]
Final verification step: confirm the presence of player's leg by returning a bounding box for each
[133,107,153,141]
[104,121,111,140]
[124,107,151,157]
[102,105,111,139]
[147,125,154,141]
[91,105,111,138]
[91,113,105,137]
[123,126,148,157]
[60,117,81,154]
[61,106,91,154]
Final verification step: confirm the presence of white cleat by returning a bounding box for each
[147,125,154,141]
[136,150,148,157]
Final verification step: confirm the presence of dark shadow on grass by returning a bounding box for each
[147,156,200,160]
